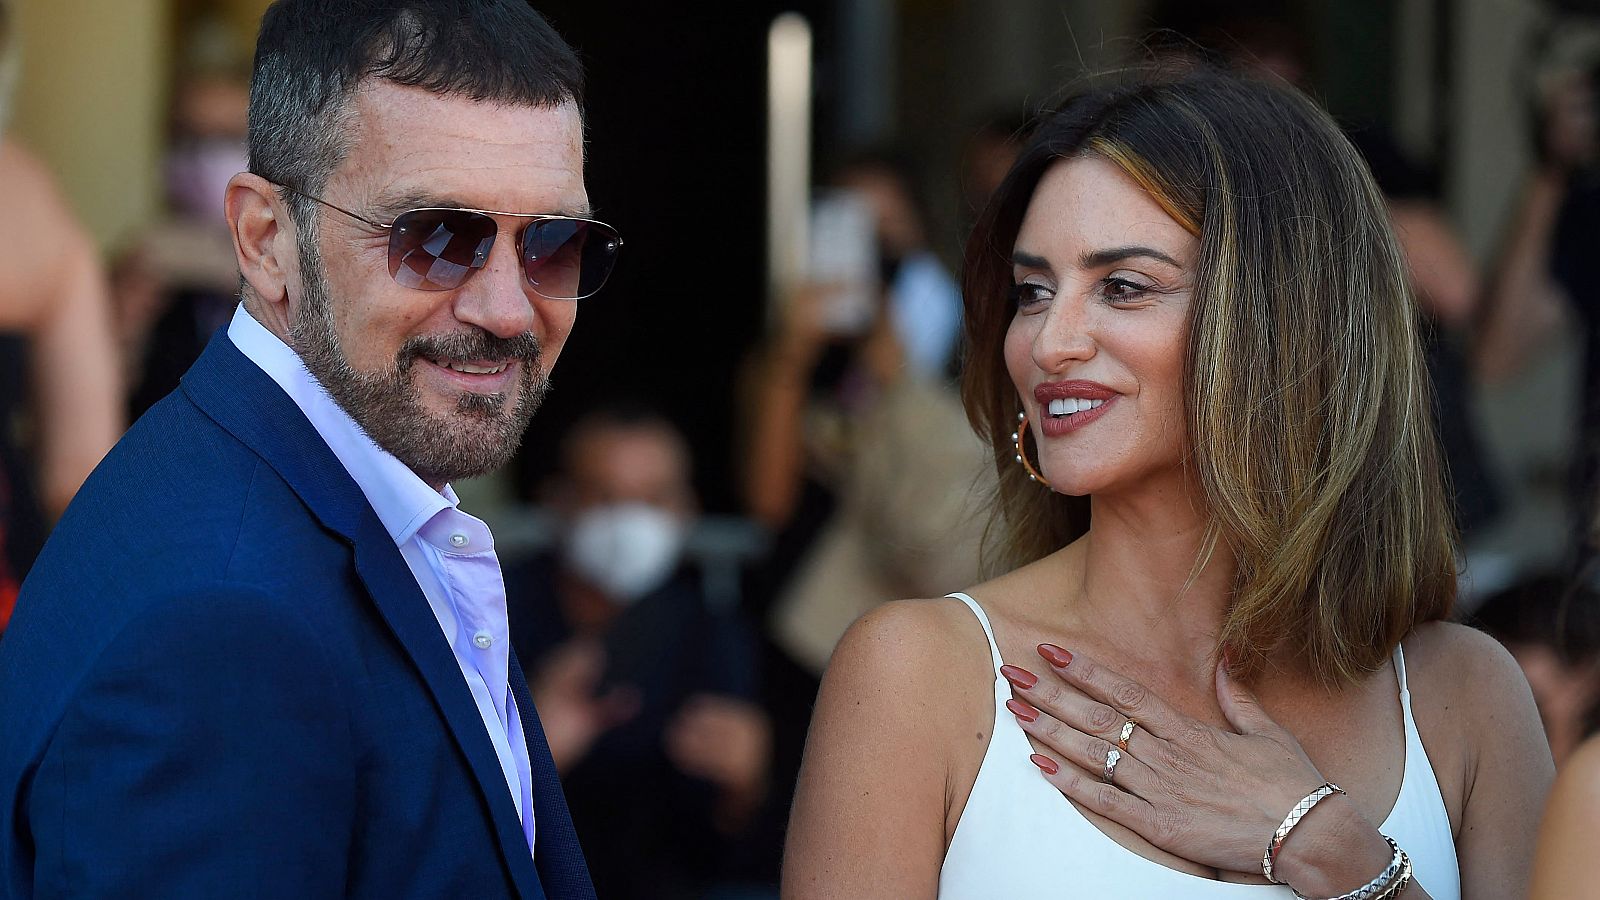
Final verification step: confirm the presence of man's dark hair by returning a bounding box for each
[248,0,584,226]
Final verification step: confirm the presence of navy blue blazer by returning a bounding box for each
[0,333,595,900]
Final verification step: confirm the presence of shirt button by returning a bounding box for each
[473,630,493,650]
[450,533,469,548]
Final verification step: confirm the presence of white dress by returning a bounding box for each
[937,592,1461,899]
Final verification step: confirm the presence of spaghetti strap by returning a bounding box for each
[946,592,1005,672]
[1393,642,1409,695]
[938,618,1460,899]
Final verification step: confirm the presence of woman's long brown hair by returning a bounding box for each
[961,68,1457,686]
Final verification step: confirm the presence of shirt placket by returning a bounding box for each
[430,516,512,730]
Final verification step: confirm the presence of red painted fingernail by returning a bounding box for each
[1030,753,1059,775]
[1006,698,1040,722]
[1038,644,1072,668]
[999,665,1037,689]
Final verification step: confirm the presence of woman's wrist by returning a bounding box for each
[1271,794,1395,897]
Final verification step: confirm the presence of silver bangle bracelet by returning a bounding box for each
[1263,782,1347,883]
[1291,835,1412,900]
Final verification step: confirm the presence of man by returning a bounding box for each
[506,409,772,899]
[0,2,618,897]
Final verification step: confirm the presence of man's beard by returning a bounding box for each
[287,237,548,486]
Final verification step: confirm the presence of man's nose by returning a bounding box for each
[453,230,539,339]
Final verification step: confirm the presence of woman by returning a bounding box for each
[784,69,1550,898]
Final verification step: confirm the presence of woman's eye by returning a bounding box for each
[1101,276,1153,303]
[1008,282,1052,309]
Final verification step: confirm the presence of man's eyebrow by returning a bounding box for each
[1079,246,1182,269]
[368,190,446,218]
[367,190,594,220]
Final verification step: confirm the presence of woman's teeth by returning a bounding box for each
[1047,397,1105,417]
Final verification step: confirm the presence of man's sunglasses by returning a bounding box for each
[276,184,622,299]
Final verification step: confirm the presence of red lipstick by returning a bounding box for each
[1032,380,1117,437]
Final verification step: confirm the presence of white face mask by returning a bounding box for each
[562,503,687,604]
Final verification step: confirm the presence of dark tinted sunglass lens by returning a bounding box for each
[522,219,621,299]
[389,209,497,291]
[579,223,623,297]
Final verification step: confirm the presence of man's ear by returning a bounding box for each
[225,172,297,314]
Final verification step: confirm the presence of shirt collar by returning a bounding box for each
[226,304,456,546]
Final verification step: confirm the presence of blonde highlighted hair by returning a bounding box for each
[961,68,1457,686]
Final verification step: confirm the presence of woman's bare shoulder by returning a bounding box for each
[812,596,1002,772]
[1401,621,1548,811]
[788,600,1000,895]
[1402,620,1533,710]
[1400,620,1539,746]
[827,596,996,688]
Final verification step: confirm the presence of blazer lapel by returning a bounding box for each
[509,651,596,900]
[181,333,546,899]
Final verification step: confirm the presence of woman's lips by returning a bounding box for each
[1033,380,1116,404]
[1036,394,1115,437]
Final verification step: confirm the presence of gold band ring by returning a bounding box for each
[1102,747,1122,784]
[1117,719,1137,753]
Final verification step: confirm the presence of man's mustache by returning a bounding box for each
[398,330,541,368]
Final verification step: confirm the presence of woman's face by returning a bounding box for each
[1003,155,1199,498]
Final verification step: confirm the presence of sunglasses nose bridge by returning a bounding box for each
[451,243,542,339]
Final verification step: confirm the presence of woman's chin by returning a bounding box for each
[1038,470,1097,497]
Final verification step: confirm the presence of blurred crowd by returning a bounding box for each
[4,5,1600,899]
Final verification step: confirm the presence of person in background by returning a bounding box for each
[114,64,250,417]
[743,150,969,596]
[1476,69,1600,573]
[744,147,990,665]
[832,150,962,381]
[508,407,773,900]
[1531,512,1600,898]
[0,0,122,631]
[1531,730,1600,897]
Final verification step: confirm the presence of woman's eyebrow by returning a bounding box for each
[1079,245,1182,269]
[1011,250,1051,271]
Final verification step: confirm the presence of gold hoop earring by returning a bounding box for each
[1012,411,1052,489]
